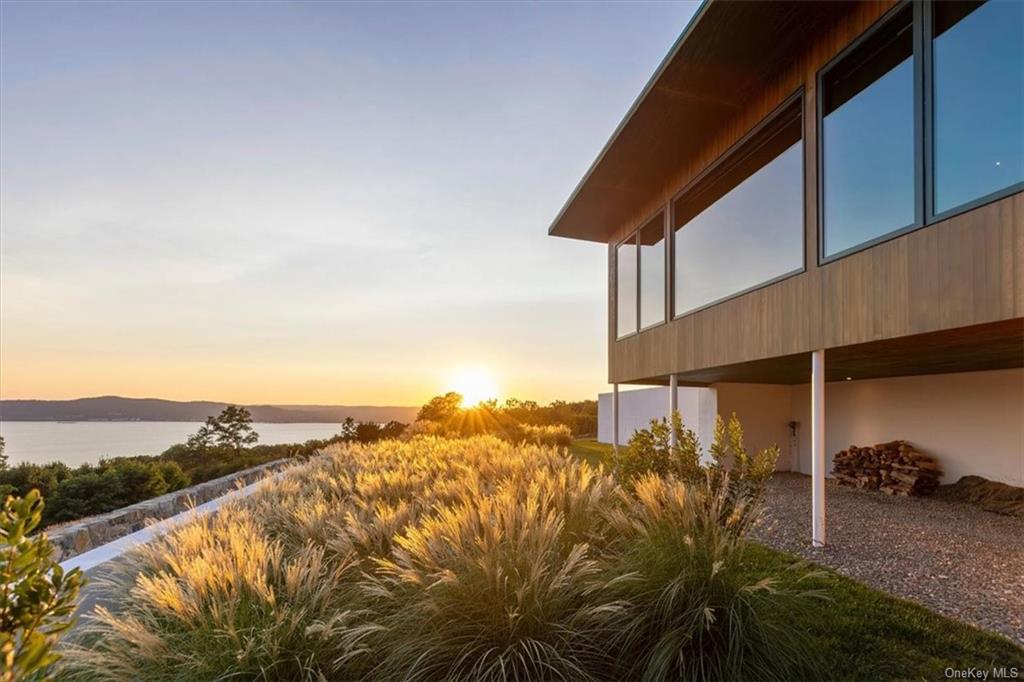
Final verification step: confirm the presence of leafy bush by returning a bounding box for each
[401,419,446,439]
[60,436,820,681]
[616,411,702,483]
[505,422,573,448]
[0,463,71,502]
[617,411,780,509]
[1,490,84,681]
[0,459,191,527]
[497,398,598,437]
[42,459,190,525]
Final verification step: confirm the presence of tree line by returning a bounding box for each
[411,393,596,444]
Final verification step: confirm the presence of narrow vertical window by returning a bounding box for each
[933,0,1023,215]
[616,236,637,338]
[821,4,915,258]
[639,213,665,329]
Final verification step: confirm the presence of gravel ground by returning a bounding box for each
[751,473,1024,644]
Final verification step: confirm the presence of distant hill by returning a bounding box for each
[0,396,419,424]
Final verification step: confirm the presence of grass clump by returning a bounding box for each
[601,475,823,681]
[59,436,823,681]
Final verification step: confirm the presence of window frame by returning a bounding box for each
[670,88,807,321]
[818,0,1024,265]
[613,230,639,341]
[614,207,668,340]
[924,0,1024,223]
[816,0,923,265]
[638,209,669,332]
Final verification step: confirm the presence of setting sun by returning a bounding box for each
[447,367,500,407]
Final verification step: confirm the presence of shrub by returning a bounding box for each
[505,422,573,448]
[401,419,445,439]
[0,490,84,681]
[41,459,191,526]
[600,474,823,681]
[60,436,819,681]
[495,398,598,437]
[0,463,72,501]
[45,470,126,524]
[617,412,780,509]
[616,411,702,483]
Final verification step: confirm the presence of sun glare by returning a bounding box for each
[448,367,499,407]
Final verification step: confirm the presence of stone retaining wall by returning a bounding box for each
[47,459,290,562]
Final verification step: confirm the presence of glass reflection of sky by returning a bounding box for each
[616,240,637,338]
[639,227,665,329]
[823,58,915,257]
[674,142,803,317]
[934,0,1023,214]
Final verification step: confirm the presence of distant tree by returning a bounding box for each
[340,417,358,441]
[185,425,214,452]
[355,422,381,443]
[416,392,463,423]
[210,406,259,453]
[0,436,6,471]
[379,421,407,440]
[186,406,259,455]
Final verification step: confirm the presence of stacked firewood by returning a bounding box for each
[832,440,942,496]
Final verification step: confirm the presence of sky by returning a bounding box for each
[0,0,699,406]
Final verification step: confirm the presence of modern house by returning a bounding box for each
[548,0,1022,545]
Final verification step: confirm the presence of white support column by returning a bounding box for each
[811,349,826,547]
[668,374,678,446]
[612,383,620,453]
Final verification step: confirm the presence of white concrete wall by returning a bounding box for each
[790,368,1024,486]
[596,368,1023,486]
[715,383,796,472]
[598,386,715,447]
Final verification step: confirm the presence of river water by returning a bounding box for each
[0,421,346,466]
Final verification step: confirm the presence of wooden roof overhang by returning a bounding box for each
[547,0,858,243]
[628,320,1024,387]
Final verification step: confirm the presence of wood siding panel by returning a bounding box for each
[612,195,1022,383]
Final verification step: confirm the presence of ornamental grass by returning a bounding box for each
[59,436,822,681]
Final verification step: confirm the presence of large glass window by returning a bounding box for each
[639,215,665,329]
[821,4,915,259]
[673,99,803,317]
[615,237,637,338]
[933,0,1023,215]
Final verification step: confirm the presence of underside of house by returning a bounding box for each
[549,0,1023,544]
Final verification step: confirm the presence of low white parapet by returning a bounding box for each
[597,386,718,450]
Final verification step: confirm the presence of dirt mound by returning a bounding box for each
[936,475,1024,518]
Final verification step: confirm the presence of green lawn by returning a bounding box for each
[569,438,615,467]
[569,438,1024,680]
[743,544,1023,680]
